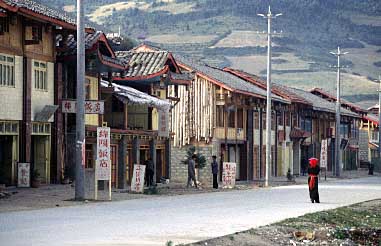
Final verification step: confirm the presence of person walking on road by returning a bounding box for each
[187,154,198,189]
[211,155,218,189]
[308,157,320,203]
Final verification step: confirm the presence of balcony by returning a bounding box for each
[214,127,246,141]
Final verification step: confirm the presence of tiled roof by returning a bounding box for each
[364,114,379,126]
[58,31,104,56]
[281,86,359,117]
[310,88,367,113]
[174,54,289,103]
[3,0,75,25]
[116,51,169,78]
[224,68,310,105]
[169,71,192,84]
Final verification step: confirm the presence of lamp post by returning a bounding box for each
[75,0,85,200]
[258,6,282,187]
[330,47,348,177]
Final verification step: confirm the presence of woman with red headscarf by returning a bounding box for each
[308,157,320,203]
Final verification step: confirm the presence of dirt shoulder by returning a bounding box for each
[185,199,381,246]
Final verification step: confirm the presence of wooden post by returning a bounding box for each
[150,139,157,184]
[118,135,127,189]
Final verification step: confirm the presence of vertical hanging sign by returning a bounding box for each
[158,109,169,137]
[320,139,328,169]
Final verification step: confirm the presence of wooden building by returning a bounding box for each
[170,55,290,183]
[0,0,79,185]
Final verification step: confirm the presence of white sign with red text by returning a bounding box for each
[17,163,30,188]
[96,127,111,180]
[320,139,328,168]
[222,162,236,188]
[131,164,146,193]
[158,109,169,137]
[62,100,104,114]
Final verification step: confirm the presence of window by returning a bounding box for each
[237,108,244,128]
[0,17,9,34]
[34,61,47,90]
[254,111,259,129]
[0,54,14,87]
[277,112,284,126]
[216,105,224,127]
[228,110,235,128]
[85,78,91,100]
[285,112,291,127]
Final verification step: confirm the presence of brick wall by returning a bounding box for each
[171,143,214,186]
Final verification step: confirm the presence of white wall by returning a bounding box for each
[0,55,23,121]
[31,61,54,122]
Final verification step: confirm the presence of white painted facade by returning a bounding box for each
[31,60,54,122]
[0,55,23,121]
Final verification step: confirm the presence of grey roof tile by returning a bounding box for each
[280,86,359,117]
[4,0,76,25]
[173,54,288,103]
[116,50,169,78]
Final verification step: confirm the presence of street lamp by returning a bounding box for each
[258,6,282,187]
[330,46,348,177]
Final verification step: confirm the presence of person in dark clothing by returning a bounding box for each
[187,154,198,188]
[145,158,154,187]
[308,157,320,203]
[211,155,218,189]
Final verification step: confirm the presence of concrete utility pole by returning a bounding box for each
[75,0,85,200]
[372,75,381,161]
[258,6,282,187]
[330,47,348,177]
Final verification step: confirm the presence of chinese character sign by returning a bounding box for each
[222,162,236,188]
[158,109,169,137]
[96,127,111,180]
[320,139,328,168]
[131,164,146,193]
[18,163,30,188]
[96,160,111,180]
[62,100,104,114]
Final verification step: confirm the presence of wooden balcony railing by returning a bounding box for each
[214,127,246,141]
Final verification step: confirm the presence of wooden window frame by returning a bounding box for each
[34,61,47,91]
[0,54,15,87]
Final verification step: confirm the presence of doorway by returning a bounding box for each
[31,135,50,184]
[0,136,14,185]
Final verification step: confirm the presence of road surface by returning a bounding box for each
[1,177,380,246]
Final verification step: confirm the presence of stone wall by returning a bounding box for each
[171,143,214,186]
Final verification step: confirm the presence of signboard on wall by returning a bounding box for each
[96,127,111,180]
[131,164,146,193]
[17,163,30,188]
[158,109,169,137]
[62,100,104,114]
[222,162,236,188]
[320,139,328,168]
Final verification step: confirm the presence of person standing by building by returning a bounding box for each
[308,157,320,203]
[145,158,154,187]
[211,155,218,189]
[187,154,198,189]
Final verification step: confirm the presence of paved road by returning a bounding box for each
[1,177,380,246]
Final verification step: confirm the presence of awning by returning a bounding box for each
[34,105,59,122]
[369,142,379,150]
[290,127,311,139]
[101,81,171,111]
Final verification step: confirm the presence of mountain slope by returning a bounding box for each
[41,0,381,105]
